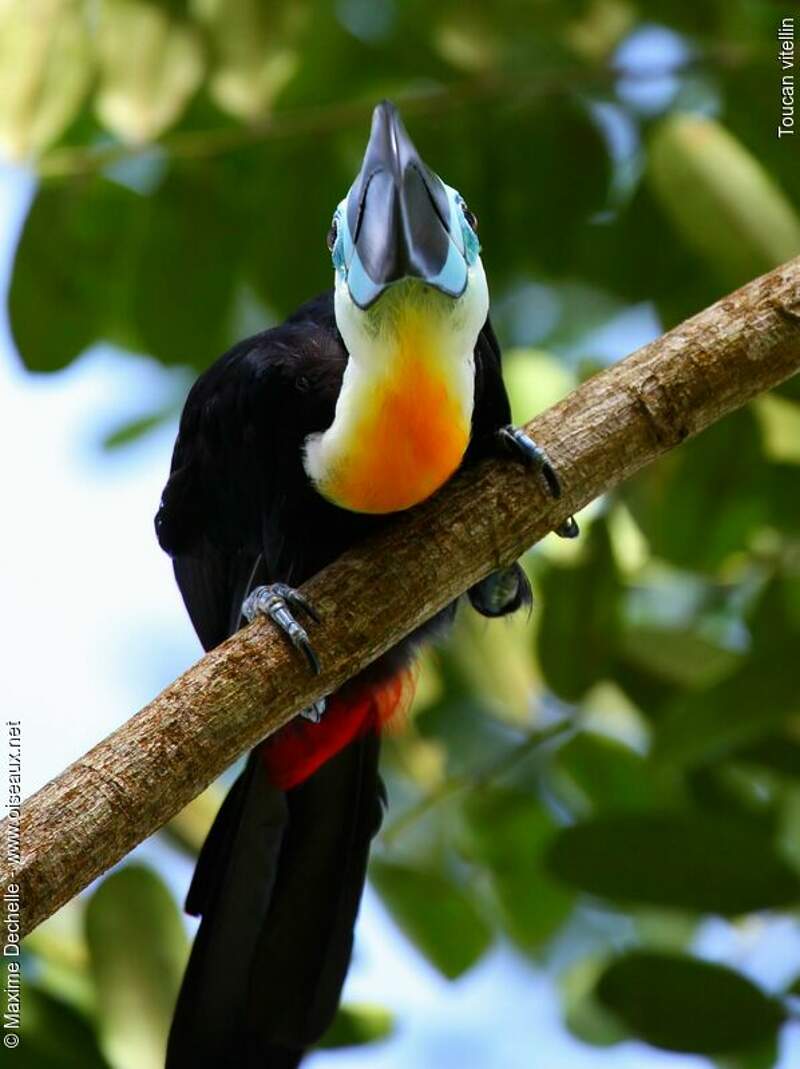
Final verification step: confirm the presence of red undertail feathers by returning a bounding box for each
[260,667,418,790]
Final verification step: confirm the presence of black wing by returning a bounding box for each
[156,290,513,653]
[155,293,353,651]
[160,297,519,1067]
[469,315,512,455]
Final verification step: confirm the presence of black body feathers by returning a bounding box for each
[157,291,513,1067]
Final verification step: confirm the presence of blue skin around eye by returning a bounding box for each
[330,182,480,308]
[332,207,348,276]
[462,216,480,266]
[345,249,384,308]
[444,181,482,268]
[424,238,468,297]
[334,208,385,308]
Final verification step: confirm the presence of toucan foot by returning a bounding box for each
[299,697,327,723]
[555,515,580,539]
[499,425,561,496]
[498,426,580,540]
[469,562,532,618]
[241,583,322,674]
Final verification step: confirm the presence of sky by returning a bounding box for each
[2,149,799,1067]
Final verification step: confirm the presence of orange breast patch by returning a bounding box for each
[323,353,470,513]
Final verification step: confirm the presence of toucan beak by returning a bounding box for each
[344,101,467,309]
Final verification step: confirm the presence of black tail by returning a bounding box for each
[166,733,383,1068]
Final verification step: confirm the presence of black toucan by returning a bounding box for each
[156,100,577,1068]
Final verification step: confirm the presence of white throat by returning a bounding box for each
[303,263,489,514]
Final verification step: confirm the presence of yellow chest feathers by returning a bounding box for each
[303,326,474,514]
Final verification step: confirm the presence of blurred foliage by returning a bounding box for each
[596,952,786,1055]
[370,859,493,978]
[9,0,800,1065]
[18,867,394,1063]
[85,867,188,1069]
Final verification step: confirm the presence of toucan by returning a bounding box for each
[156,100,577,1068]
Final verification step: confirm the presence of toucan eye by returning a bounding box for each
[462,204,478,232]
[326,219,338,251]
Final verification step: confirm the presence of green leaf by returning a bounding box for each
[716,36,798,212]
[246,137,347,319]
[443,602,540,724]
[776,370,800,403]
[94,0,203,143]
[547,812,800,915]
[562,0,634,61]
[683,764,777,827]
[618,624,741,689]
[736,736,800,779]
[537,518,622,702]
[648,114,800,287]
[570,181,723,329]
[0,0,92,159]
[131,165,242,368]
[596,951,785,1054]
[560,958,629,1048]
[317,1003,394,1050]
[715,1034,780,1069]
[501,348,575,426]
[622,409,770,573]
[610,658,682,723]
[100,406,178,450]
[85,864,188,1069]
[18,982,110,1068]
[555,731,660,813]
[163,782,224,856]
[415,645,525,775]
[487,98,612,278]
[754,393,800,465]
[22,900,94,1015]
[762,462,800,537]
[9,177,140,371]
[653,663,799,769]
[653,579,800,767]
[417,695,523,779]
[461,788,574,951]
[370,859,492,978]
[196,0,305,121]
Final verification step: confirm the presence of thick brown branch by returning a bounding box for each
[5,257,800,937]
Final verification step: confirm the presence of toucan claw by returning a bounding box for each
[241,583,322,674]
[498,426,580,540]
[299,697,327,723]
[469,562,532,618]
[555,516,580,539]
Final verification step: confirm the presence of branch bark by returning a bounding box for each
[6,257,800,937]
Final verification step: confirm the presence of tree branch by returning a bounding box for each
[6,258,800,937]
